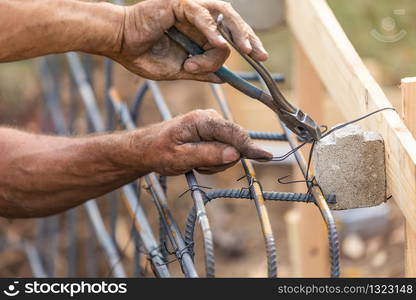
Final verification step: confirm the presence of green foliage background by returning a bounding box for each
[258,0,415,86]
[328,0,416,84]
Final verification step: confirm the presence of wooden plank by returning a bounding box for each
[286,0,416,232]
[401,78,416,132]
[284,42,329,277]
[405,223,416,277]
[400,77,416,277]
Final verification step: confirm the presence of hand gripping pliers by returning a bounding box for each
[166,15,322,142]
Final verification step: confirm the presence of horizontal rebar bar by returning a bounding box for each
[184,189,336,255]
[248,131,287,141]
[236,72,284,82]
[205,189,336,203]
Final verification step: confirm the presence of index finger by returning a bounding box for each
[181,1,228,49]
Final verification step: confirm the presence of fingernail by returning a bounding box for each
[186,62,199,73]
[222,147,240,163]
[249,147,273,161]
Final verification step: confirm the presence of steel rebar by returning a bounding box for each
[67,54,171,277]
[210,83,278,278]
[110,89,198,277]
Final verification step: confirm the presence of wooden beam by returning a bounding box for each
[286,0,416,232]
[284,42,329,277]
[401,78,416,131]
[405,224,416,277]
[400,77,416,277]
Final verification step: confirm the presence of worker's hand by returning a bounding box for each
[135,109,272,175]
[112,0,268,82]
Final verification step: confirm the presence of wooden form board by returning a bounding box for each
[405,223,416,277]
[284,42,329,277]
[400,78,416,277]
[286,0,416,232]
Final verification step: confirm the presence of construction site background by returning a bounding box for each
[0,0,415,277]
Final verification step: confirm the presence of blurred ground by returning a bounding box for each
[0,0,415,277]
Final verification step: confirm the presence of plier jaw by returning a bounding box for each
[215,15,322,142]
[279,109,322,142]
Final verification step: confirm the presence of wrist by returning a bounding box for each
[75,1,126,57]
[120,1,175,57]
[109,128,155,176]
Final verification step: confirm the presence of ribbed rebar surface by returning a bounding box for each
[248,131,287,141]
[184,189,336,259]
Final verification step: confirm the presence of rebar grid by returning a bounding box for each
[21,48,340,278]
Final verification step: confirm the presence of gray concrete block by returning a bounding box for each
[312,124,386,210]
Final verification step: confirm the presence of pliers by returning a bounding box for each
[166,16,322,142]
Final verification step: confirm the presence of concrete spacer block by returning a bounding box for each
[312,124,387,210]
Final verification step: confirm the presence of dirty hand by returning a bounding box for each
[134,109,272,175]
[113,0,269,82]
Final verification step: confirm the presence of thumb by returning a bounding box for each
[180,142,240,169]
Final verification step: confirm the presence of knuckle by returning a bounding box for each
[242,132,251,144]
[194,109,207,118]
[247,25,257,36]
[228,119,242,131]
[181,0,191,7]
[250,35,261,47]
[204,108,221,120]
[222,46,231,57]
[205,17,217,28]
[233,123,249,141]
[186,109,204,121]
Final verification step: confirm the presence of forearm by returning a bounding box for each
[0,0,124,62]
[0,127,151,218]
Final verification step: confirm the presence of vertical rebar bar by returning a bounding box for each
[24,242,48,278]
[110,90,195,276]
[209,83,278,277]
[104,58,119,244]
[140,82,214,277]
[85,201,126,277]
